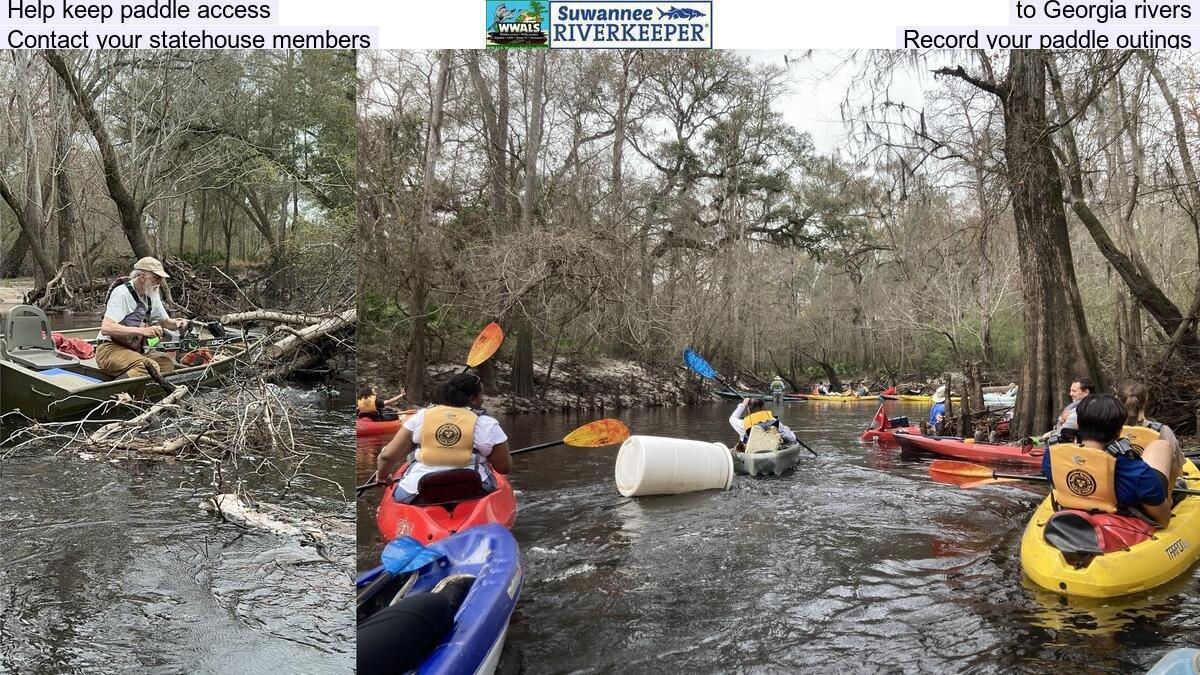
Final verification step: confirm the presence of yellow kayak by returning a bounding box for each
[895,394,962,403]
[1020,460,1200,598]
[805,394,879,402]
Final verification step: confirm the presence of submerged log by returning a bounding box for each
[89,385,189,444]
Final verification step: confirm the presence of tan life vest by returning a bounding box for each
[417,405,478,467]
[1120,424,1162,456]
[356,394,377,415]
[1049,442,1118,513]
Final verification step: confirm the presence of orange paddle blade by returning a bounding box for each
[563,419,630,448]
[466,322,504,368]
[928,460,995,479]
[961,477,1021,489]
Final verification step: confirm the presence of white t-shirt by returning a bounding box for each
[398,407,508,492]
[97,284,168,342]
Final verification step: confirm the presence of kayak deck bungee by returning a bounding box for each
[729,442,804,476]
[893,431,1043,468]
[1020,460,1200,598]
[376,464,518,543]
[357,524,522,675]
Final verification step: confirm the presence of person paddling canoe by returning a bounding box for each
[729,397,798,450]
[1042,393,1174,527]
[928,386,949,432]
[376,373,512,504]
[95,257,189,380]
[357,384,409,421]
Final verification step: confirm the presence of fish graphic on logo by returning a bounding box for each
[658,6,705,19]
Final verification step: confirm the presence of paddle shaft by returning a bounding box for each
[356,436,577,494]
[988,470,1200,497]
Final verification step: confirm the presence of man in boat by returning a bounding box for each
[854,382,869,396]
[770,376,786,400]
[729,397,798,451]
[95,257,190,380]
[817,382,831,395]
[1041,393,1174,527]
[1118,380,1184,487]
[1040,377,1093,443]
[376,373,512,504]
[357,384,409,421]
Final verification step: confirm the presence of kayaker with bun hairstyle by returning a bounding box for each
[356,384,408,421]
[729,398,798,448]
[376,373,512,503]
[1042,393,1172,527]
[1118,380,1184,487]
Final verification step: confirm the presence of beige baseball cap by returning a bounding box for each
[133,256,170,279]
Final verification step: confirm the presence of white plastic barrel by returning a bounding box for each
[614,435,734,497]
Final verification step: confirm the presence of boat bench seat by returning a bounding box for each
[39,367,105,391]
[3,305,80,371]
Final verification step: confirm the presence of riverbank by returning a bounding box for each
[0,277,32,316]
[359,353,713,414]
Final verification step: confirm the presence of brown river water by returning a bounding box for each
[358,400,1198,673]
[1,313,355,674]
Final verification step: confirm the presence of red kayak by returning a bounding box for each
[376,464,517,543]
[355,409,416,438]
[861,425,921,444]
[894,431,1043,468]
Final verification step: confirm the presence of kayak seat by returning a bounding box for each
[358,590,454,675]
[1044,509,1155,567]
[888,416,910,428]
[414,469,487,506]
[3,305,80,371]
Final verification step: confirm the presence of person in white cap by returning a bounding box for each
[95,257,189,379]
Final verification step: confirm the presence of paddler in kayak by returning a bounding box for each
[1040,377,1093,443]
[1042,393,1174,527]
[853,382,869,397]
[357,384,409,421]
[729,397,798,451]
[375,373,512,504]
[1119,380,1184,485]
[96,257,190,380]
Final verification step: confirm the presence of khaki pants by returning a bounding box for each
[95,342,175,379]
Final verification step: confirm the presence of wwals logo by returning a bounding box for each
[486,0,549,47]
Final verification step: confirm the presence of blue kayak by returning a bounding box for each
[357,524,522,675]
[1147,649,1200,675]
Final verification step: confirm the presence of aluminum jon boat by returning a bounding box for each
[1,311,261,422]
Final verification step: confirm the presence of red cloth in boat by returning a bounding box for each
[52,333,95,359]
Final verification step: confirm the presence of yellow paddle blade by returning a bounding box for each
[928,459,995,479]
[466,322,504,368]
[563,419,630,448]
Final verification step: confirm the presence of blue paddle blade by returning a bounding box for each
[683,348,718,379]
[381,535,447,574]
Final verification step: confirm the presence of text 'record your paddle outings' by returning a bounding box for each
[900,0,1196,49]
[4,0,376,48]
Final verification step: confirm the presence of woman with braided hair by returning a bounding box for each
[376,373,512,504]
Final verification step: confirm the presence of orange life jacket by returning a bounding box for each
[417,405,478,467]
[356,394,377,415]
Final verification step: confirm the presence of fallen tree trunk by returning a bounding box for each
[264,309,356,360]
[219,310,325,326]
